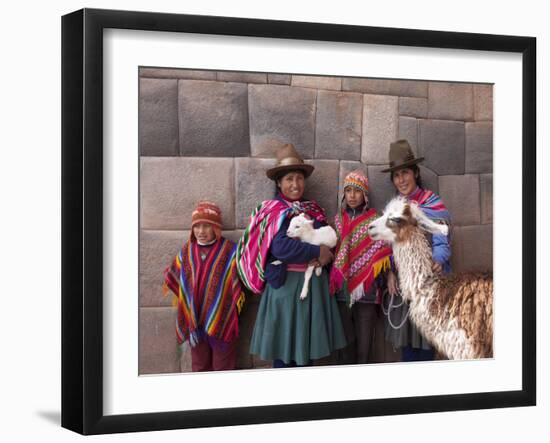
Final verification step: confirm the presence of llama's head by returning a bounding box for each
[287,213,313,239]
[368,197,448,244]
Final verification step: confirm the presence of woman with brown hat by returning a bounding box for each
[382,139,452,362]
[236,143,346,367]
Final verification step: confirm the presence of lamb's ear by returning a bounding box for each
[306,218,314,225]
[410,203,449,236]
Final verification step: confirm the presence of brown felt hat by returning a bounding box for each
[381,139,424,173]
[266,143,314,180]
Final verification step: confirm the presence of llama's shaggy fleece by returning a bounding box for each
[368,197,493,360]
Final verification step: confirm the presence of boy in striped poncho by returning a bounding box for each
[163,201,245,372]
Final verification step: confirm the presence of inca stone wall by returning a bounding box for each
[139,67,493,374]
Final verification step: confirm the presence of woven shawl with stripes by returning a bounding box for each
[236,196,326,294]
[163,238,244,346]
[329,207,392,297]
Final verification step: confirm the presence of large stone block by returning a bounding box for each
[139,78,179,156]
[315,91,362,160]
[140,230,186,308]
[439,175,480,226]
[398,117,418,154]
[480,174,493,224]
[466,122,493,174]
[140,157,235,230]
[217,71,267,84]
[267,73,291,85]
[234,295,260,370]
[291,75,342,91]
[451,225,493,273]
[235,158,277,228]
[221,230,245,245]
[178,80,250,157]
[418,119,465,175]
[303,159,340,220]
[338,161,368,207]
[418,165,439,194]
[474,84,493,121]
[342,78,428,97]
[139,68,217,80]
[367,165,397,211]
[249,84,317,158]
[139,307,180,375]
[399,97,428,118]
[179,342,193,372]
[362,95,398,164]
[428,82,474,121]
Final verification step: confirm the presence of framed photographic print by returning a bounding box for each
[62,8,536,435]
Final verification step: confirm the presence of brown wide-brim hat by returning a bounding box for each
[266,143,314,180]
[381,139,424,173]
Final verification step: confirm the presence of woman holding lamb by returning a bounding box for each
[237,143,346,368]
[329,170,393,365]
[382,139,452,362]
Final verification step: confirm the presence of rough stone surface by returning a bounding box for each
[474,84,493,121]
[362,95,398,164]
[221,230,245,245]
[249,84,317,159]
[367,165,397,211]
[267,74,291,85]
[139,307,180,375]
[178,80,250,157]
[399,97,428,118]
[418,119,465,175]
[303,159,340,220]
[480,174,493,224]
[451,225,493,273]
[139,68,217,80]
[343,78,428,97]
[418,165,439,194]
[338,161,368,206]
[235,158,277,228]
[179,342,193,372]
[466,122,493,174]
[234,295,259,369]
[139,78,179,156]
[291,75,342,91]
[439,175,480,226]
[217,71,267,84]
[428,82,474,121]
[140,230,186,308]
[141,157,235,230]
[315,91,362,160]
[398,117,418,154]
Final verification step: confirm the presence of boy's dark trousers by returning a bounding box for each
[191,338,238,371]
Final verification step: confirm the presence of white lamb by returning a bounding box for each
[285,213,338,300]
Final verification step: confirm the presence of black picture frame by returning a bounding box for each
[61,8,536,435]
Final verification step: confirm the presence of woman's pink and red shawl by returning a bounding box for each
[236,197,326,294]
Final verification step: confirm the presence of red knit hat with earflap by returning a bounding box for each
[190,200,222,241]
[342,170,369,208]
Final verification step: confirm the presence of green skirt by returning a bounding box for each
[250,269,347,366]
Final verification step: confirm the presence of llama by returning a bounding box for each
[281,213,338,300]
[368,197,493,360]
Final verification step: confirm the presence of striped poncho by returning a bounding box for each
[163,237,244,346]
[329,207,393,304]
[236,196,326,294]
[408,187,451,224]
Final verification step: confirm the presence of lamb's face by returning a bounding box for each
[287,213,313,239]
[368,197,416,244]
